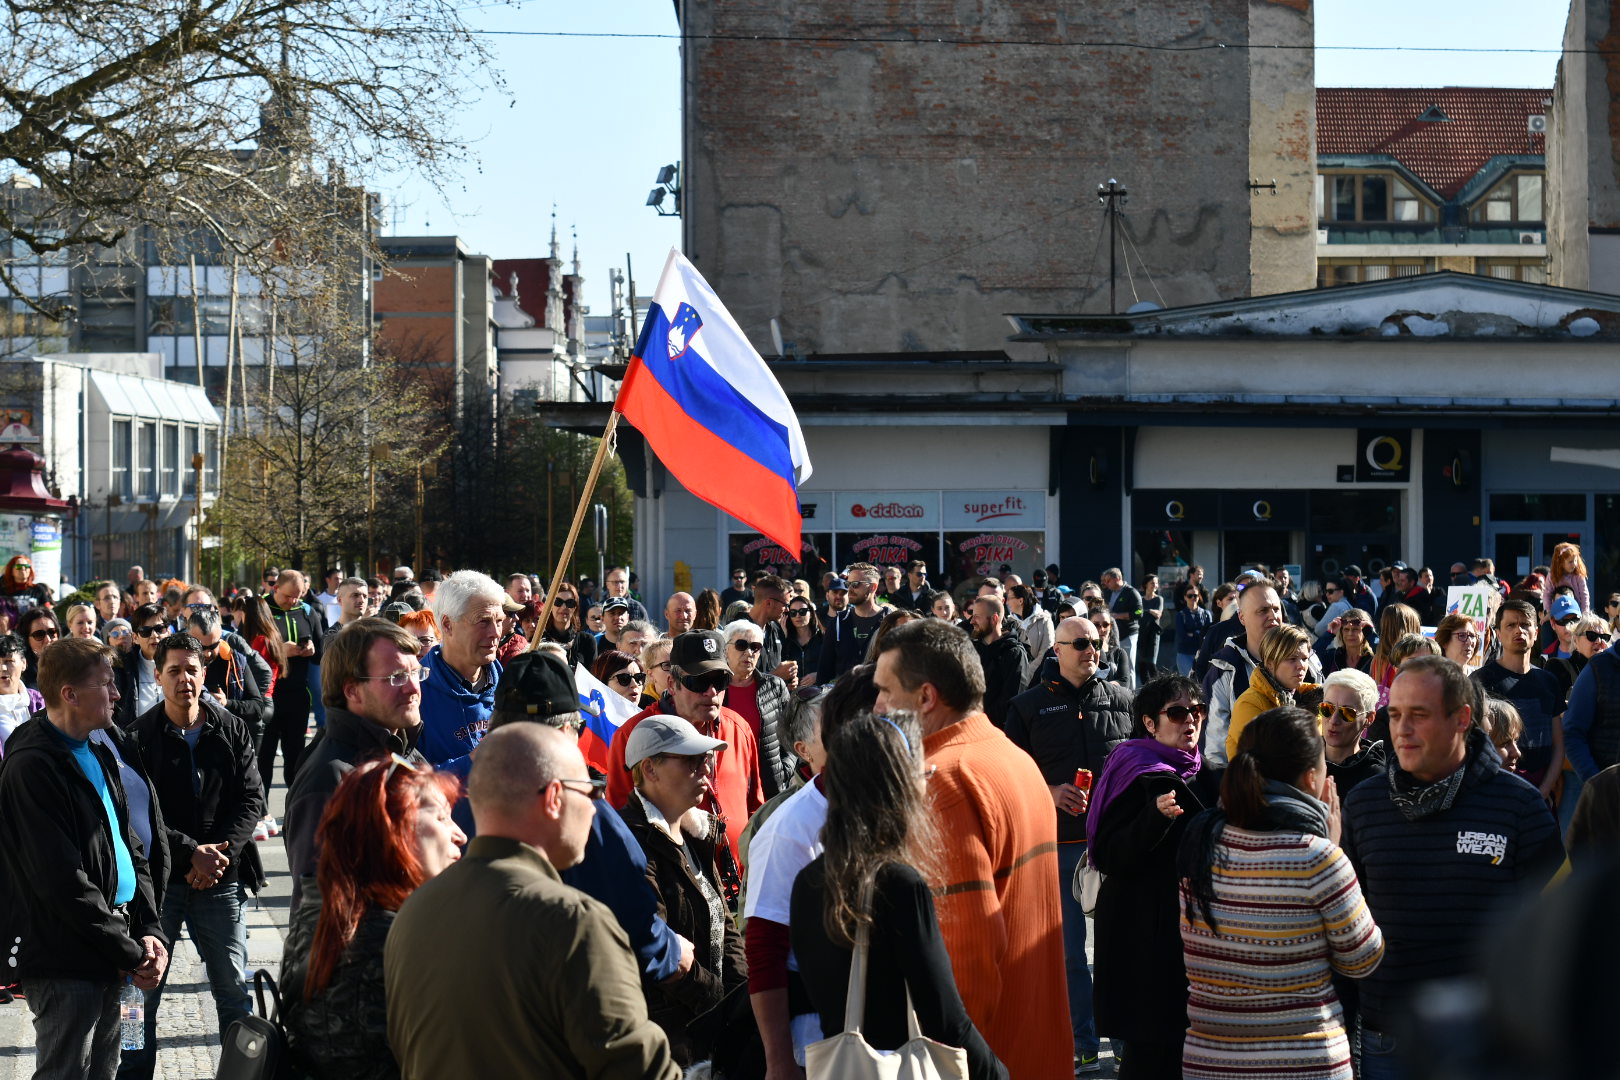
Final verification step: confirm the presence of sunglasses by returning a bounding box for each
[611,671,647,687]
[1160,703,1206,723]
[383,751,420,785]
[28,628,58,641]
[135,625,165,638]
[1317,702,1364,725]
[1585,631,1612,644]
[1056,637,1099,652]
[732,640,763,654]
[554,598,578,609]
[679,672,730,695]
[788,608,812,617]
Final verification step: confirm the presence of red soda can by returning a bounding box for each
[1073,768,1093,792]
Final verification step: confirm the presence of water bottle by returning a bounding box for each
[119,976,144,1051]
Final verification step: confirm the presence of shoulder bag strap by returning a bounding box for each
[843,919,870,1036]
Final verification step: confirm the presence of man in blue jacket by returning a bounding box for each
[420,570,505,831]
[1342,655,1562,1080]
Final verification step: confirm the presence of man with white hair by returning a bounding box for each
[418,570,506,787]
[385,724,681,1079]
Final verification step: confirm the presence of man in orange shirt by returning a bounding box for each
[605,630,764,869]
[874,619,1070,1079]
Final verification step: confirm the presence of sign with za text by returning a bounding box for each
[1445,584,1498,672]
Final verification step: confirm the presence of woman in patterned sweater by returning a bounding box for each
[1177,707,1385,1080]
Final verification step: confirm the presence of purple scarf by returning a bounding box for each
[1084,737,1201,848]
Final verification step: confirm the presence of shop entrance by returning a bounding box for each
[1223,530,1294,583]
[1484,492,1590,583]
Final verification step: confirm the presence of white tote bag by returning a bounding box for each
[803,919,970,1080]
[1071,848,1106,916]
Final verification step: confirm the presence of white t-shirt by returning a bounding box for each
[740,778,828,1062]
[0,690,31,752]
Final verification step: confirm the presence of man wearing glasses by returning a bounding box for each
[0,636,169,1079]
[1004,614,1134,1074]
[816,562,889,684]
[283,618,430,911]
[605,630,763,869]
[186,607,270,738]
[385,723,682,1079]
[123,632,264,1079]
[720,569,751,609]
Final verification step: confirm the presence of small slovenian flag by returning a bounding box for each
[615,249,812,554]
[574,662,643,774]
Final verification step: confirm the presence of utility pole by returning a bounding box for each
[1097,179,1128,314]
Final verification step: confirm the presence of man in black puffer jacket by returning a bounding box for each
[1003,613,1132,1070]
[971,596,1030,729]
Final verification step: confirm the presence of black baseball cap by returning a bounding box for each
[494,652,580,721]
[669,630,728,677]
[1343,565,1363,577]
[602,597,630,614]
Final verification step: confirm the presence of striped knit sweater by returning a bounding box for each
[1179,826,1384,1080]
[924,713,1070,1080]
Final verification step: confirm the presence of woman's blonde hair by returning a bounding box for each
[1260,624,1313,673]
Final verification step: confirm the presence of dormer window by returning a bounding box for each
[1317,171,1436,223]
[1471,172,1544,224]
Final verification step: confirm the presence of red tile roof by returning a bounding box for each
[1317,87,1550,198]
[492,257,582,328]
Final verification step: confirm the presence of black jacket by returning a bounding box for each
[0,715,166,979]
[618,794,748,1066]
[1327,739,1387,795]
[281,880,400,1080]
[283,706,425,912]
[131,697,265,886]
[1003,674,1134,843]
[748,671,796,800]
[206,641,271,737]
[1091,767,1218,1044]
[975,635,1029,728]
[268,600,326,688]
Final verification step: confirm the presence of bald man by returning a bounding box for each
[663,592,696,636]
[386,725,679,1079]
[1202,585,1321,766]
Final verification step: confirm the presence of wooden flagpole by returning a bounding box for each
[529,410,622,651]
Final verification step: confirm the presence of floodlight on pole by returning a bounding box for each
[647,163,681,217]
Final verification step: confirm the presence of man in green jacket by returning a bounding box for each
[384,723,680,1080]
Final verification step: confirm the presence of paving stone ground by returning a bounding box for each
[1,757,1120,1079]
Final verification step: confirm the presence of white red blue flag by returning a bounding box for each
[575,662,642,774]
[615,248,812,553]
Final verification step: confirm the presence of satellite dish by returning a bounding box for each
[770,318,785,357]
[1126,301,1163,314]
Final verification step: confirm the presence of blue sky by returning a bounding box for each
[379,2,1571,314]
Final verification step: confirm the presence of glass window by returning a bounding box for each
[1488,493,1586,522]
[112,420,131,498]
[1332,175,1357,221]
[184,427,199,497]
[1472,174,1545,224]
[138,422,157,497]
[161,424,179,495]
[1320,173,1433,223]
[945,531,1047,584]
[727,533,834,583]
[1517,174,1543,222]
[204,428,218,492]
[1360,174,1389,220]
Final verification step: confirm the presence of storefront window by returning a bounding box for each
[727,532,833,583]
[1133,529,1198,584]
[835,533,939,576]
[944,531,1046,583]
[1488,493,1587,521]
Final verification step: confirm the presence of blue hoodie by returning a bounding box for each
[417,644,500,780]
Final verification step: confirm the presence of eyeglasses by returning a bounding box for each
[1317,702,1365,725]
[1056,637,1099,652]
[355,668,432,687]
[611,671,647,687]
[383,751,421,785]
[29,628,58,641]
[679,672,730,695]
[650,659,672,672]
[1585,631,1612,644]
[1160,703,1206,724]
[135,625,164,638]
[732,640,763,654]
[555,777,607,800]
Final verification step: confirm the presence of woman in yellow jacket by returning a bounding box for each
[1227,624,1319,760]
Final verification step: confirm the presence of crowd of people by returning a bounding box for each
[0,547,1615,1080]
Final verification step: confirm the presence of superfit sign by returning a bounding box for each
[833,491,940,531]
[943,491,1044,530]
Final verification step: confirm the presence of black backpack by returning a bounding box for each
[216,970,289,1080]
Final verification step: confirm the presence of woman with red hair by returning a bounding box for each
[396,609,438,657]
[280,755,465,1080]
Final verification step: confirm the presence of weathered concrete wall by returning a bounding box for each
[1247,0,1316,296]
[1549,0,1620,293]
[684,0,1281,355]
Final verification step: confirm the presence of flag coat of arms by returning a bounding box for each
[615,248,812,554]
[575,662,643,773]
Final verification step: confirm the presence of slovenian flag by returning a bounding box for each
[615,248,812,554]
[575,662,643,774]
